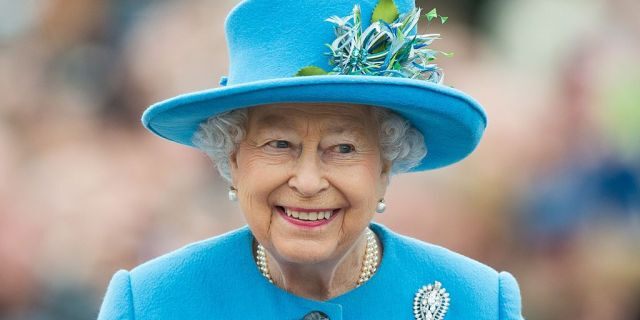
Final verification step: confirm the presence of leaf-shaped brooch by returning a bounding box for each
[413,281,450,320]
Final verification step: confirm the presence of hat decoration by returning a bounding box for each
[296,0,451,85]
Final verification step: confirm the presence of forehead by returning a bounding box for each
[247,103,376,134]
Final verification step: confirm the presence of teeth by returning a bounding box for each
[284,208,334,221]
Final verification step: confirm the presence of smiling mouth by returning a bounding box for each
[275,206,340,221]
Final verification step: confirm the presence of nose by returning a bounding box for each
[288,151,329,197]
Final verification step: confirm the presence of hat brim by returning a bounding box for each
[142,75,486,171]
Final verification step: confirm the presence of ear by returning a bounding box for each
[228,149,240,185]
[229,150,239,169]
[380,159,392,186]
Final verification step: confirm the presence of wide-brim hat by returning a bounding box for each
[142,0,487,171]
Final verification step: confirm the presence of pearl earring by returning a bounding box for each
[228,187,238,202]
[376,199,386,213]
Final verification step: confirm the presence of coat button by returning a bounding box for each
[302,311,329,320]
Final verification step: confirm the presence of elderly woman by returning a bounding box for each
[99,0,523,319]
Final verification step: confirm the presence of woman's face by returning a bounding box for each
[230,103,390,266]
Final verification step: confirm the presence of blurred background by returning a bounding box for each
[1,0,639,319]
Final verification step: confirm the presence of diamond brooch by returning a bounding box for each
[413,281,450,320]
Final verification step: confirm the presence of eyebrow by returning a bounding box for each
[254,114,367,136]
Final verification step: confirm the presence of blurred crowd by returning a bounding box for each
[0,0,638,319]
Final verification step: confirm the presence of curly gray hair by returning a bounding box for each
[192,106,427,182]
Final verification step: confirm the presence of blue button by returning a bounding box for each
[302,311,329,320]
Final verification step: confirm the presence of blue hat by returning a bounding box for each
[142,0,487,171]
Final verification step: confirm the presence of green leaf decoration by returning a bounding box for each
[440,51,455,57]
[426,8,438,22]
[323,6,449,84]
[295,66,328,76]
[440,16,448,24]
[371,0,399,24]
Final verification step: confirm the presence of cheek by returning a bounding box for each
[332,159,384,219]
[234,147,290,237]
[234,145,289,190]
[345,157,384,195]
[236,179,278,245]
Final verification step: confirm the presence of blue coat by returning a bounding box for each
[98,223,523,319]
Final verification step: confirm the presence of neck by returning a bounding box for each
[260,229,376,301]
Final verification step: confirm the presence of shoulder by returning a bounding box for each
[378,223,497,277]
[128,225,253,294]
[372,223,523,320]
[98,226,254,319]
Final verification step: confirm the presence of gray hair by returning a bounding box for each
[192,106,427,182]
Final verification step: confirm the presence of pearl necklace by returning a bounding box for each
[256,228,379,287]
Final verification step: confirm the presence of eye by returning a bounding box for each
[267,140,290,149]
[333,144,355,154]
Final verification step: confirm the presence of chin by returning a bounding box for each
[271,237,339,265]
